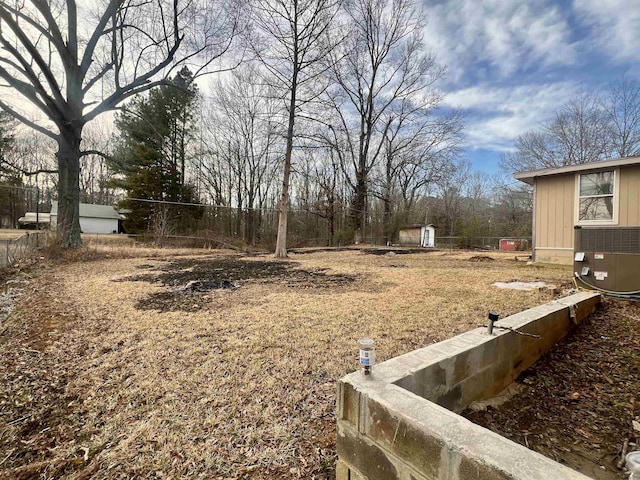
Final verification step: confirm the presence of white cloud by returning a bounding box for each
[443,81,580,151]
[423,0,576,84]
[573,0,640,63]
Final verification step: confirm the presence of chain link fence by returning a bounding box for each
[435,236,532,251]
[0,232,43,268]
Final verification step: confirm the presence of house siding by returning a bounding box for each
[534,165,640,265]
[51,215,119,234]
[535,174,574,264]
[399,228,421,246]
[618,165,640,225]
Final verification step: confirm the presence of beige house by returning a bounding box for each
[515,156,640,264]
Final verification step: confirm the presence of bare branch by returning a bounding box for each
[0,100,58,139]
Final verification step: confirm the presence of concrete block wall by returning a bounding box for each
[336,292,601,480]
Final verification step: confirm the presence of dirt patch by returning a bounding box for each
[465,298,640,479]
[115,256,358,312]
[468,255,495,262]
[361,248,437,255]
[287,247,356,254]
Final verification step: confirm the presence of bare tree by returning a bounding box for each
[0,0,239,246]
[310,149,342,245]
[207,65,280,244]
[371,106,463,243]
[490,173,533,237]
[434,158,471,236]
[501,90,613,174]
[248,0,343,257]
[152,203,177,246]
[326,0,446,243]
[606,77,640,158]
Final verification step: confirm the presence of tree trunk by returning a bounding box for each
[327,195,335,247]
[56,130,83,248]
[383,197,392,245]
[274,144,292,257]
[274,73,297,258]
[351,172,366,243]
[245,202,254,245]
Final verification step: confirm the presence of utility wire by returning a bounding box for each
[477,324,541,338]
[124,197,366,214]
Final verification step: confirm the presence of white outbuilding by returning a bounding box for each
[50,201,123,234]
[398,224,436,248]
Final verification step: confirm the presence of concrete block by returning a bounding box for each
[458,366,496,412]
[366,396,444,478]
[491,330,521,360]
[434,383,463,411]
[336,293,601,480]
[412,363,448,400]
[393,373,415,393]
[449,348,479,386]
[337,420,400,480]
[335,459,350,480]
[455,454,513,480]
[472,339,498,371]
[338,380,359,424]
[366,360,413,384]
[413,344,460,361]
[392,350,433,371]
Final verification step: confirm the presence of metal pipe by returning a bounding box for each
[487,311,499,335]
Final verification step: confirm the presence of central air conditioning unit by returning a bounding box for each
[573,226,640,293]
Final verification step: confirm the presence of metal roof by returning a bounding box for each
[18,212,51,224]
[399,224,436,229]
[514,156,640,185]
[50,201,124,220]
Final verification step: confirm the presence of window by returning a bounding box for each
[577,170,616,222]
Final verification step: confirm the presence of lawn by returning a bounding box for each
[0,247,572,479]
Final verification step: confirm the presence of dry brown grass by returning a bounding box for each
[0,229,27,240]
[0,247,572,479]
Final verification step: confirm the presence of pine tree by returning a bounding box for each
[109,68,202,234]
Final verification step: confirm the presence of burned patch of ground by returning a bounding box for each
[468,255,495,262]
[361,247,438,255]
[287,247,356,254]
[115,256,358,312]
[465,299,640,479]
[135,263,157,269]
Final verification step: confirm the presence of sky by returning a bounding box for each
[423,0,640,174]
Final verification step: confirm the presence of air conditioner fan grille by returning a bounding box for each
[578,228,640,253]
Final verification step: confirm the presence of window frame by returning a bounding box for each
[574,168,619,226]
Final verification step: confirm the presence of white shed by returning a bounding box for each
[50,201,123,234]
[398,224,436,248]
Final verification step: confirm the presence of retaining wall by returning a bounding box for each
[336,291,601,480]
